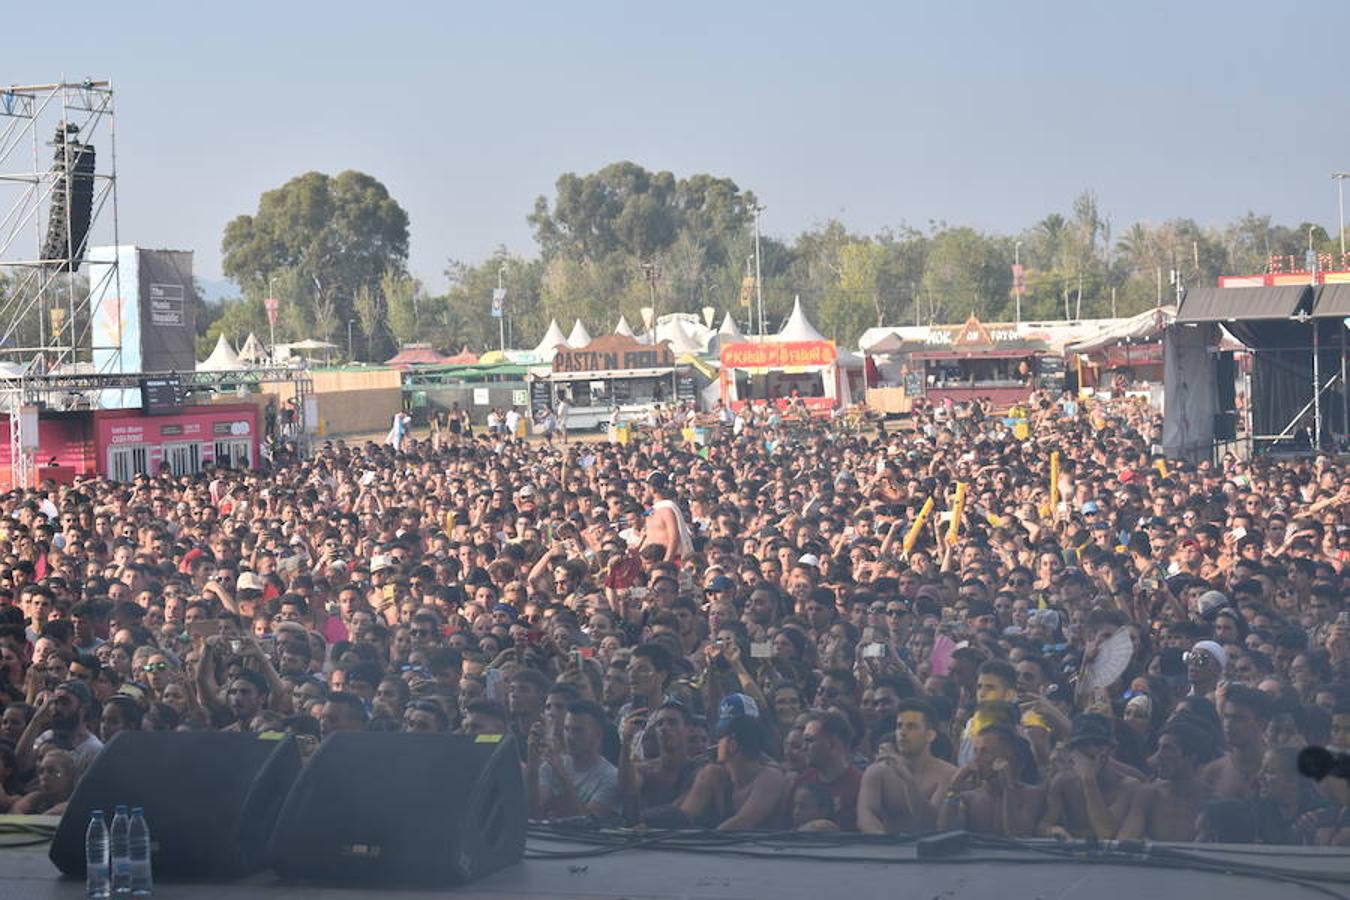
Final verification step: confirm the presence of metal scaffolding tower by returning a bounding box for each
[0,80,121,488]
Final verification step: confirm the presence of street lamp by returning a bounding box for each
[1013,241,1023,326]
[347,319,355,361]
[496,263,508,351]
[752,204,766,339]
[1333,173,1349,262]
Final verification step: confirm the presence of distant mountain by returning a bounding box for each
[197,277,240,303]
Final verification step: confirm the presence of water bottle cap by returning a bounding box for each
[90,809,103,816]
[131,807,144,814]
[114,805,128,813]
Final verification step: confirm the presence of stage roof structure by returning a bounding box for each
[1178,286,1311,322]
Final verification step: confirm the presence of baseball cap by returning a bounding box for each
[797,554,820,569]
[1187,640,1227,672]
[518,486,535,498]
[716,693,759,736]
[236,572,265,593]
[706,575,736,593]
[1081,501,1100,514]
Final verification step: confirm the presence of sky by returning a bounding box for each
[4,1,1349,295]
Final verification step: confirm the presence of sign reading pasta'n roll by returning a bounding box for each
[553,334,676,374]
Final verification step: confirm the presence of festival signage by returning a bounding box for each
[553,334,675,373]
[719,340,836,369]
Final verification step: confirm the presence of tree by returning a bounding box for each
[383,271,421,349]
[920,227,1009,324]
[221,170,409,339]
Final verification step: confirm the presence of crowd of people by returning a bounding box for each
[0,389,1346,847]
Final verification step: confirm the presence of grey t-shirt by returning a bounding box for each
[538,754,619,818]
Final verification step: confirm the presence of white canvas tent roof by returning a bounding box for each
[566,319,593,348]
[239,333,269,363]
[777,296,827,342]
[1067,306,1176,354]
[662,316,704,354]
[533,320,568,356]
[857,327,906,353]
[199,334,243,371]
[718,311,746,339]
[614,315,635,338]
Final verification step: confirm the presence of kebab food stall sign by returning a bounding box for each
[720,341,837,369]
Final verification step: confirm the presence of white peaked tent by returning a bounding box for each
[533,319,568,356]
[614,315,635,338]
[718,311,746,340]
[566,319,593,348]
[663,316,704,354]
[199,334,243,371]
[777,296,827,343]
[239,333,269,365]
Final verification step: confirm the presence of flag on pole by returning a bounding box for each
[739,275,755,307]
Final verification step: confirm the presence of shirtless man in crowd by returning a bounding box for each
[679,715,788,830]
[858,699,956,834]
[1118,720,1212,841]
[938,724,1045,837]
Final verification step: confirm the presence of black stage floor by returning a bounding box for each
[3,820,1347,900]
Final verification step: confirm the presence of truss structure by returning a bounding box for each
[0,80,121,370]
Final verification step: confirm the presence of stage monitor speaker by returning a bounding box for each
[1215,350,1237,412]
[267,732,525,887]
[50,731,301,880]
[1214,412,1237,441]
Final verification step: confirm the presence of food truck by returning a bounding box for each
[527,334,699,430]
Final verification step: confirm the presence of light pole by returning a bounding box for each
[267,275,276,353]
[1334,172,1349,263]
[347,319,355,362]
[497,263,508,352]
[753,204,766,339]
[1013,241,1023,326]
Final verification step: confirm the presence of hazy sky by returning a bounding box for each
[5,1,1349,292]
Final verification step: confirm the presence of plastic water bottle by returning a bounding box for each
[128,808,152,897]
[84,810,110,899]
[109,806,130,896]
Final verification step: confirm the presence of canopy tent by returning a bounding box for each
[614,315,636,338]
[566,319,593,348]
[239,333,269,364]
[663,316,704,354]
[199,334,243,371]
[777,296,827,343]
[641,314,714,353]
[858,329,906,353]
[1066,306,1175,354]
[533,320,568,357]
[443,346,480,365]
[286,338,337,351]
[718,311,745,340]
[385,344,449,367]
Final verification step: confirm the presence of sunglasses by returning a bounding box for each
[142,662,170,672]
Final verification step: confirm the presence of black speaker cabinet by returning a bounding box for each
[267,732,525,887]
[50,731,301,880]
